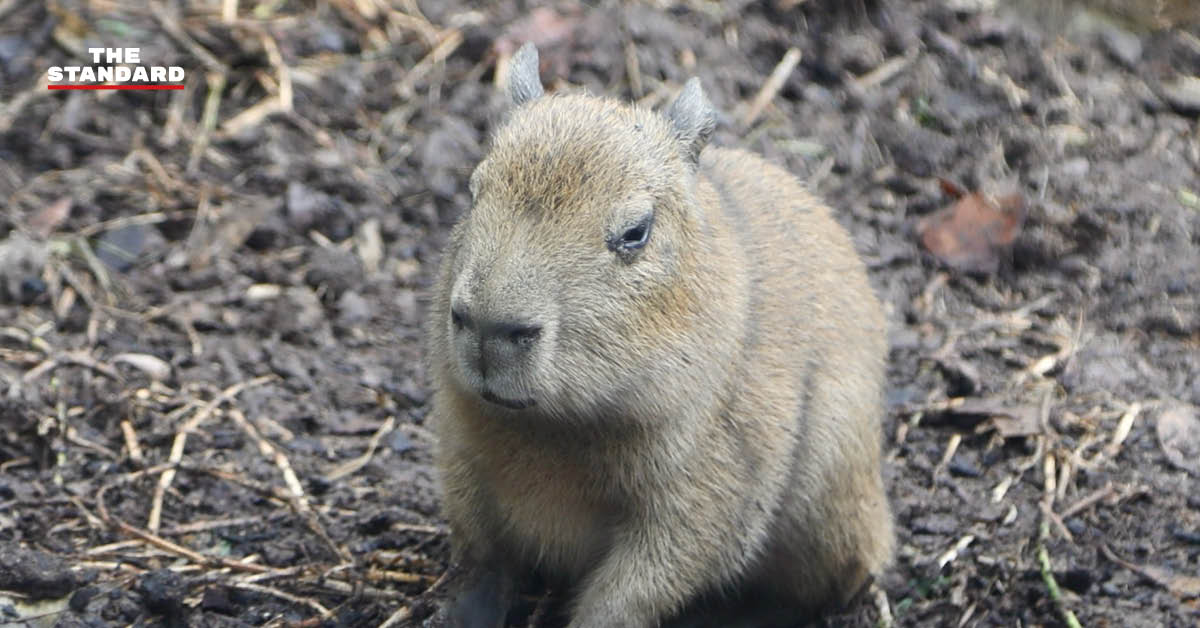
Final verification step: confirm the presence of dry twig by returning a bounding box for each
[188,72,228,174]
[1103,401,1142,459]
[397,28,463,97]
[741,47,802,127]
[325,416,396,481]
[148,375,275,532]
[228,582,331,617]
[1058,481,1116,519]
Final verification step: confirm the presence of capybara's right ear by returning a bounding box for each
[507,42,544,106]
[665,78,716,164]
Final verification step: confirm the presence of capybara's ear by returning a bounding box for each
[508,42,544,106]
[665,78,716,163]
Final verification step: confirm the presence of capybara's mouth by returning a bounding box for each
[481,390,536,410]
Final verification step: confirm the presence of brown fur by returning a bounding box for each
[426,45,892,628]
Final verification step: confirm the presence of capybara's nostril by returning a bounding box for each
[489,321,543,347]
[450,306,470,331]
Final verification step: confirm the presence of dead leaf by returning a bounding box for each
[111,353,172,381]
[492,6,583,83]
[493,7,581,57]
[188,198,273,271]
[926,396,1041,437]
[953,397,1042,438]
[986,408,1042,438]
[245,284,283,301]
[28,197,72,237]
[937,177,967,199]
[917,192,1025,275]
[1101,543,1200,599]
[1155,404,1200,476]
[355,219,384,276]
[1161,76,1200,116]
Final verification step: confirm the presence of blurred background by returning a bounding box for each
[0,0,1198,626]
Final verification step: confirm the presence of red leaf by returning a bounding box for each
[937,177,966,199]
[493,7,581,58]
[28,197,72,237]
[917,192,1025,275]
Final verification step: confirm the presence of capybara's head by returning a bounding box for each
[431,44,737,422]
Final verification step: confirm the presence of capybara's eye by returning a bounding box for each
[610,212,654,253]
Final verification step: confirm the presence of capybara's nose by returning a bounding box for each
[484,320,543,347]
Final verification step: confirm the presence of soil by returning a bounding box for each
[1,0,1198,627]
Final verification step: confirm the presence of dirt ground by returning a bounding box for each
[1,0,1198,626]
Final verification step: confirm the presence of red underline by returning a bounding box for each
[48,85,185,90]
